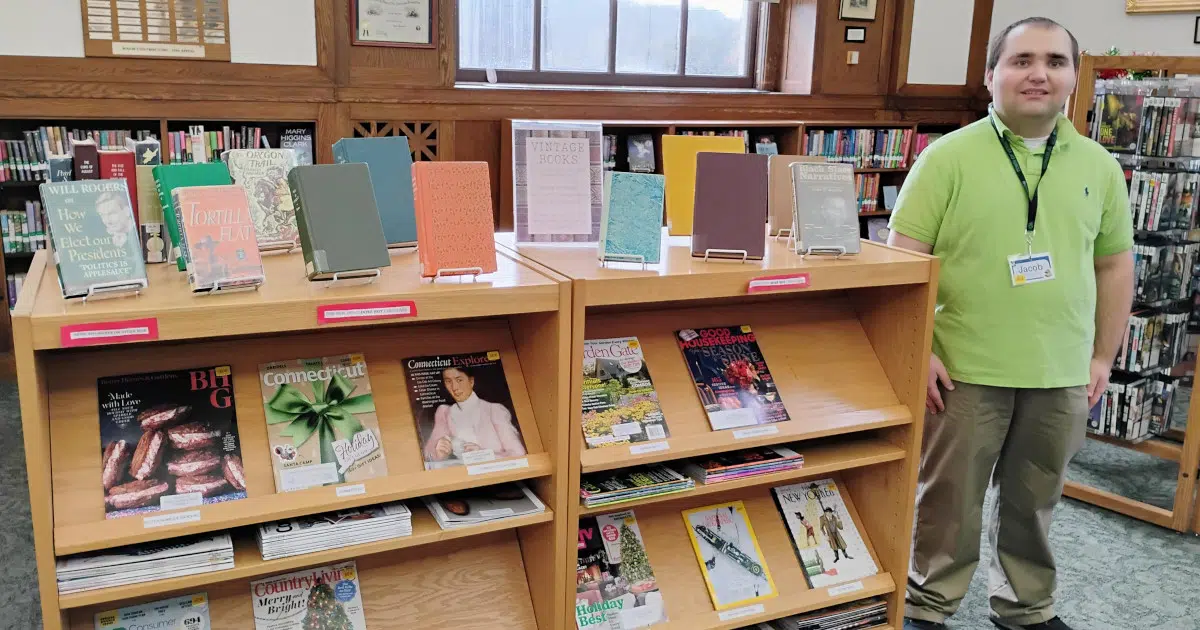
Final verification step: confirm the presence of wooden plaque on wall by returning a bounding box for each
[81,0,232,61]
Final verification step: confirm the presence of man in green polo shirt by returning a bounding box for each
[889,17,1133,630]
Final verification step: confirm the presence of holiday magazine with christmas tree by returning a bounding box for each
[250,560,366,630]
[576,510,667,629]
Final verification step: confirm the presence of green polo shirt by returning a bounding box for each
[889,111,1133,388]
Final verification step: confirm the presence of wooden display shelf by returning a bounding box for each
[579,436,906,515]
[18,247,559,350]
[1085,432,1183,462]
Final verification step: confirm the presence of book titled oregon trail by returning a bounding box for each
[97,367,247,519]
[676,326,790,431]
[576,510,668,630]
[251,560,366,630]
[259,354,388,493]
[582,337,669,449]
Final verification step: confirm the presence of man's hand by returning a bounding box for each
[927,353,954,414]
[1087,357,1111,408]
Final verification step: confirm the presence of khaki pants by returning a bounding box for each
[906,381,1087,626]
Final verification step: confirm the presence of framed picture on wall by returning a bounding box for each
[352,0,438,48]
[839,0,878,21]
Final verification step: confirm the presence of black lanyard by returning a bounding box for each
[990,118,1057,234]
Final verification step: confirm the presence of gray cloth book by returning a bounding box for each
[40,179,147,298]
[791,162,861,255]
[287,164,391,280]
[691,152,769,260]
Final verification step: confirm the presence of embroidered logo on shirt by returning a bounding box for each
[1084,187,1089,197]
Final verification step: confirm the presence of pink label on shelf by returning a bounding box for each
[60,318,159,347]
[747,273,810,293]
[317,300,417,325]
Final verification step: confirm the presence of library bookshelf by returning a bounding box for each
[499,230,938,629]
[13,247,572,629]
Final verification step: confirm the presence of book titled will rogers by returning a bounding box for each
[97,367,247,519]
[676,326,791,431]
[251,560,366,630]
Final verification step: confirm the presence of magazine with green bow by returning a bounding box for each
[259,354,389,493]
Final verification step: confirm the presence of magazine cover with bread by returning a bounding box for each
[403,351,528,470]
[682,500,776,610]
[97,367,247,519]
[576,510,667,630]
[772,479,878,588]
[582,336,669,449]
[677,326,790,430]
[259,354,388,493]
[251,561,365,630]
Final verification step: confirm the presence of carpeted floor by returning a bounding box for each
[1,381,1197,629]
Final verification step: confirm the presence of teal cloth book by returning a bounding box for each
[598,171,665,264]
[40,179,147,298]
[332,136,417,247]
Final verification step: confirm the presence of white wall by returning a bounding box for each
[990,1,1200,58]
[0,0,317,66]
[906,0,975,85]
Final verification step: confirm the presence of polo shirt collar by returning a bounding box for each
[988,104,1077,150]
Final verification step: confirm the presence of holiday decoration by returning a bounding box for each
[302,582,355,630]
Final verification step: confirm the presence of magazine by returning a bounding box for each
[259,354,388,493]
[403,351,527,470]
[580,465,694,508]
[257,502,413,560]
[680,446,803,485]
[682,501,776,610]
[251,561,366,630]
[676,326,791,430]
[423,482,546,530]
[576,510,667,630]
[58,533,233,594]
[582,337,669,449]
[97,367,247,519]
[772,479,878,589]
[95,593,211,630]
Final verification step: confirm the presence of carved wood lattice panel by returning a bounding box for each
[352,121,439,161]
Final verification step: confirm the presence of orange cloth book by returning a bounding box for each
[174,185,264,292]
[412,161,498,278]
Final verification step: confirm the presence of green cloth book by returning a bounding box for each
[151,163,232,271]
[287,164,391,280]
[40,179,147,298]
[332,136,417,247]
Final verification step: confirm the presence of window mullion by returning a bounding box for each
[678,0,688,77]
[608,0,618,75]
[533,0,542,72]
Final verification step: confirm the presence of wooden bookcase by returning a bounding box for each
[499,231,938,629]
[13,248,572,629]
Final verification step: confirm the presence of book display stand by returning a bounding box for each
[701,248,751,263]
[433,266,486,281]
[315,269,382,287]
[499,229,937,629]
[196,276,264,296]
[600,253,648,270]
[81,279,148,303]
[259,239,299,255]
[13,249,572,629]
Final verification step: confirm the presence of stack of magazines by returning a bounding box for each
[765,597,887,629]
[56,532,234,594]
[424,482,546,530]
[680,446,804,484]
[579,464,695,508]
[257,501,412,560]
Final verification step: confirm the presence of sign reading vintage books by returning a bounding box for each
[525,137,592,236]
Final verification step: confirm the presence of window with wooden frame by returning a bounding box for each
[457,0,765,89]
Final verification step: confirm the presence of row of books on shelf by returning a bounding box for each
[166,125,314,166]
[6,271,25,309]
[1,202,46,252]
[576,479,881,629]
[1116,310,1189,374]
[800,128,912,169]
[1091,78,1200,157]
[854,173,880,213]
[1130,169,1200,232]
[1132,242,1198,304]
[0,131,158,183]
[912,132,943,160]
[1089,373,1178,444]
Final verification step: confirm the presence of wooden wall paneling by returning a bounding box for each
[781,0,818,94]
[965,0,995,92]
[440,0,458,86]
[758,0,788,92]
[0,81,334,104]
[0,100,322,124]
[317,102,352,163]
[500,119,515,231]
[316,0,338,81]
[454,120,503,225]
[813,0,893,95]
[340,0,454,87]
[890,0,916,93]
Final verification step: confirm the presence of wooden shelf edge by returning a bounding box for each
[1085,432,1183,462]
[57,508,554,610]
[655,572,896,630]
[54,453,554,556]
[580,437,906,515]
[580,405,913,474]
[1063,480,1177,530]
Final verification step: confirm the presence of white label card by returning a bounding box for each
[629,441,669,455]
[1008,252,1054,286]
[335,483,367,498]
[717,604,765,621]
[828,581,865,597]
[732,425,780,440]
[524,136,592,236]
[159,492,203,510]
[144,510,201,529]
[467,457,530,476]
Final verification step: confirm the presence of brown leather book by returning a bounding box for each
[690,152,769,260]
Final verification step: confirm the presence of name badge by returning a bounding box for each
[1009,252,1054,286]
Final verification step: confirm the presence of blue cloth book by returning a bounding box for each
[332,136,417,246]
[599,171,665,264]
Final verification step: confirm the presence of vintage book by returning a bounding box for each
[333,136,418,247]
[602,134,618,170]
[598,171,665,265]
[682,500,777,610]
[412,161,498,277]
[627,133,656,174]
[126,137,162,166]
[288,163,391,280]
[251,561,365,630]
[676,326,790,430]
[792,162,861,256]
[579,465,694,508]
[48,156,73,182]
[280,127,315,165]
[174,185,265,292]
[94,593,211,630]
[72,138,100,180]
[661,135,744,236]
[773,479,879,589]
[403,351,527,470]
[40,179,147,298]
[423,482,545,529]
[97,367,247,519]
[259,354,388,493]
[576,510,668,630]
[58,533,233,594]
[680,446,803,484]
[99,149,139,226]
[582,336,668,449]
[135,165,169,263]
[511,120,603,243]
[223,148,301,251]
[152,163,233,271]
[691,152,769,260]
[768,155,824,236]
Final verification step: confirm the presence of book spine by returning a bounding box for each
[286,170,318,277]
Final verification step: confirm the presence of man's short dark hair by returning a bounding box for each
[987,17,1079,72]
